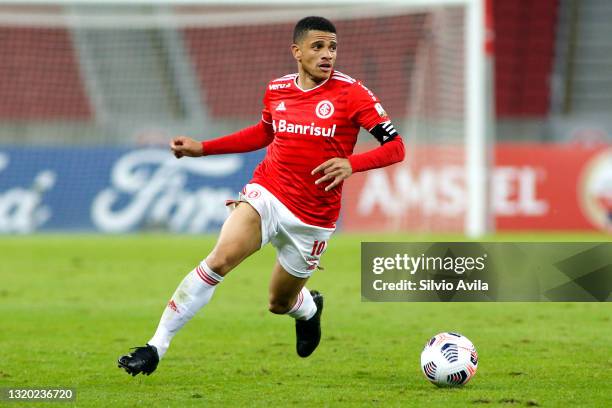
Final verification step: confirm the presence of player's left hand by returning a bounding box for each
[312,158,353,191]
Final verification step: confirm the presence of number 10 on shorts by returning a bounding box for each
[310,240,327,256]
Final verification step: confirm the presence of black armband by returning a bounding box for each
[369,121,399,145]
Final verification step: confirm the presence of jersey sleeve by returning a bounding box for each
[261,86,272,125]
[347,81,391,131]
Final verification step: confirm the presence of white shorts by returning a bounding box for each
[228,183,335,279]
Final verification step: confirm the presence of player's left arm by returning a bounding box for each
[347,121,405,172]
[312,82,405,191]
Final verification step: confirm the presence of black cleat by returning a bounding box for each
[295,290,323,358]
[117,344,159,376]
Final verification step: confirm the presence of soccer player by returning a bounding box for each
[118,16,405,376]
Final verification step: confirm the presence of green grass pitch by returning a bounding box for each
[1,234,610,407]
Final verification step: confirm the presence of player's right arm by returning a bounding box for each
[170,87,275,159]
[170,121,274,159]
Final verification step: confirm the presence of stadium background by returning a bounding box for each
[1,1,611,407]
[1,0,610,235]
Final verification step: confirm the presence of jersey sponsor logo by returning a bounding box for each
[269,82,291,90]
[273,119,337,138]
[275,101,286,111]
[315,100,335,119]
[374,102,388,118]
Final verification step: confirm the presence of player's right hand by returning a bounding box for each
[170,136,204,158]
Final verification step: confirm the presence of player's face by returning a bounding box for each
[292,30,337,84]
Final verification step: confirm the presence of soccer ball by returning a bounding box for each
[420,332,478,387]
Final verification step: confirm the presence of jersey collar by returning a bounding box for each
[294,70,332,93]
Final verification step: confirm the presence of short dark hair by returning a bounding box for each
[293,16,336,43]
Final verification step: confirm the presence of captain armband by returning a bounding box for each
[369,121,399,145]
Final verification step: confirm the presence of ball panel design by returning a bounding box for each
[441,343,459,363]
[422,361,437,381]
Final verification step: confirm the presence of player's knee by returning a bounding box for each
[205,252,235,276]
[268,298,292,314]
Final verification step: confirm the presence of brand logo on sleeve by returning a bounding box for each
[315,100,334,119]
[374,103,388,118]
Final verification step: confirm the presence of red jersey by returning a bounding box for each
[251,70,391,228]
